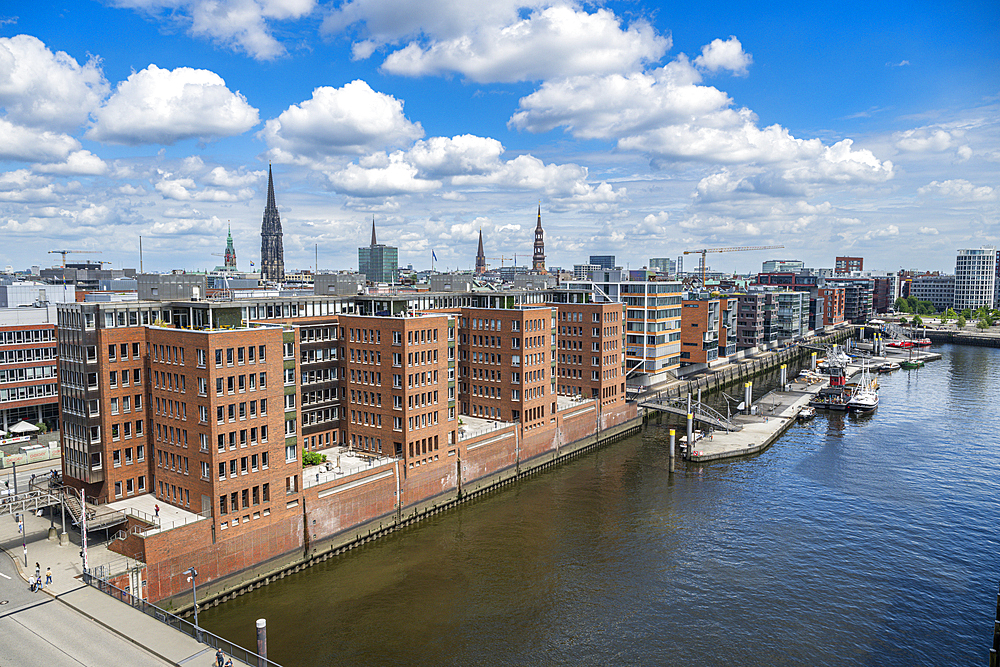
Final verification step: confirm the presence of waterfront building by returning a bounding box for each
[547,298,625,410]
[532,206,546,273]
[823,278,874,324]
[773,291,809,339]
[589,255,616,271]
[762,259,804,273]
[835,256,863,275]
[909,274,955,312]
[359,220,399,284]
[954,247,999,310]
[679,294,737,368]
[818,287,846,327]
[734,292,776,350]
[260,167,285,283]
[0,306,59,431]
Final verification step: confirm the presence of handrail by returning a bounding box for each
[83,571,283,667]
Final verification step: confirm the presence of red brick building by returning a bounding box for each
[1,309,59,432]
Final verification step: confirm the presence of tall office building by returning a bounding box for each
[649,258,676,275]
[532,206,546,273]
[359,219,399,284]
[954,247,999,310]
[260,166,284,282]
[589,255,616,271]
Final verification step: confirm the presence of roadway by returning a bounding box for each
[0,550,176,667]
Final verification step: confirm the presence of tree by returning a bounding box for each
[957,315,967,328]
[894,297,911,313]
[912,314,923,327]
[961,308,972,319]
[977,317,991,331]
[302,450,327,467]
[899,316,908,325]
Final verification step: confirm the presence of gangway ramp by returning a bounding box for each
[638,395,742,432]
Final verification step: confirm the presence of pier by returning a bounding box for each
[672,345,941,462]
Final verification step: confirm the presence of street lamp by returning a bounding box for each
[184,567,200,642]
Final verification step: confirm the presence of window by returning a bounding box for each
[285,444,297,462]
[215,349,223,367]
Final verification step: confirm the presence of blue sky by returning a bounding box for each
[1,0,997,275]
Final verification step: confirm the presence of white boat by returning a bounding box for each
[798,406,816,420]
[847,362,879,411]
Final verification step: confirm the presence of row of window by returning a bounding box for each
[0,365,57,384]
[215,345,266,367]
[114,475,146,499]
[154,370,184,392]
[217,425,269,451]
[0,383,58,402]
[110,419,143,441]
[0,347,56,365]
[218,484,271,515]
[217,451,270,481]
[109,343,141,362]
[0,329,55,345]
[214,372,265,395]
[108,368,141,388]
[112,444,145,466]
[215,399,268,423]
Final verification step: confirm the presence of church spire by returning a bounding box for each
[260,165,284,282]
[370,216,378,246]
[475,229,486,275]
[532,203,546,273]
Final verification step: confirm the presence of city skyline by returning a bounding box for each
[0,1,997,275]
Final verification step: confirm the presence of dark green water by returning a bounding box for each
[201,344,998,666]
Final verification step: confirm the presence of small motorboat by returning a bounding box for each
[876,361,900,373]
[798,406,816,421]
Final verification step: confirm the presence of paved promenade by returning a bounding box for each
[0,507,252,666]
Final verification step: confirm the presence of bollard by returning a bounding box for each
[668,429,675,473]
[257,618,267,665]
[780,364,787,391]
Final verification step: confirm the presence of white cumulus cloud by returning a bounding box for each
[380,5,669,82]
[110,0,316,60]
[88,64,260,145]
[260,81,424,163]
[0,118,81,163]
[693,36,752,76]
[894,128,961,153]
[0,35,109,131]
[918,179,996,201]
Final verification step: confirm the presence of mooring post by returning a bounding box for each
[256,618,267,666]
[668,429,675,473]
[780,364,787,391]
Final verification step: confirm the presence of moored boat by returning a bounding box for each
[847,362,879,411]
[876,361,900,373]
[798,406,816,420]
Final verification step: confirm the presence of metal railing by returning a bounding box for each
[83,571,282,667]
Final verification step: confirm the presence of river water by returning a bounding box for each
[201,344,999,666]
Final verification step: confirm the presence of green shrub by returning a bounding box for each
[302,450,328,467]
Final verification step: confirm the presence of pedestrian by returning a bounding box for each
[224,659,233,667]
[35,562,40,579]
[154,504,160,518]
[29,574,36,592]
[216,648,225,667]
[45,567,52,585]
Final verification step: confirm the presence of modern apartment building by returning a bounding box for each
[954,247,999,310]
[909,274,955,311]
[818,287,846,327]
[679,294,736,367]
[824,278,874,324]
[1,307,60,432]
[835,256,864,275]
[589,255,616,271]
[761,259,804,273]
[734,292,775,350]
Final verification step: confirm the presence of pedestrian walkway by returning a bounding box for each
[0,509,254,666]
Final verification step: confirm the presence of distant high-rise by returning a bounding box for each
[834,256,863,275]
[762,259,804,273]
[532,205,546,273]
[954,246,999,310]
[475,230,487,275]
[649,257,676,275]
[589,255,615,271]
[223,224,237,271]
[260,166,284,282]
[359,218,399,284]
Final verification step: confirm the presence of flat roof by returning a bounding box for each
[303,447,398,488]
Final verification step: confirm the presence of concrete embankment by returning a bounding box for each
[925,329,1000,347]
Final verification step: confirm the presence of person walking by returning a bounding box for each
[29,574,36,592]
[45,567,52,585]
[216,648,225,667]
[154,504,160,518]
[34,563,40,579]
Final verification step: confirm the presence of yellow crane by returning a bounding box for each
[48,250,102,268]
[683,245,784,286]
[484,255,518,268]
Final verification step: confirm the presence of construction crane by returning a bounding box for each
[48,250,102,268]
[485,255,518,268]
[683,245,784,287]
